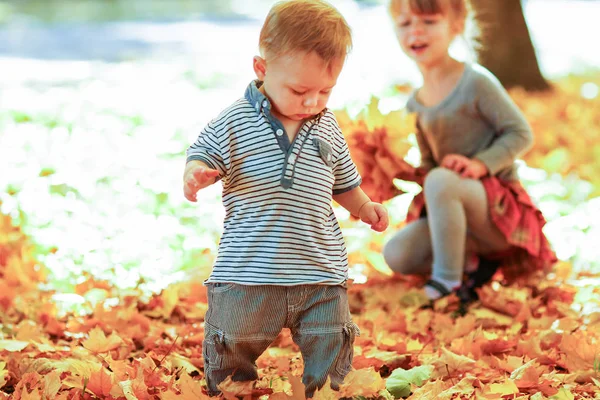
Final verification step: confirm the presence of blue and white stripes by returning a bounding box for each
[187,81,361,286]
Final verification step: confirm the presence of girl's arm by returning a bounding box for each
[472,70,534,175]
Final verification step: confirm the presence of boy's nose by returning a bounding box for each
[303,96,318,108]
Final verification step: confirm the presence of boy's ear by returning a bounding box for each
[253,56,267,80]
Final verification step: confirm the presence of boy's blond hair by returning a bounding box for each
[259,0,352,64]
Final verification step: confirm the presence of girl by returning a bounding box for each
[382,0,556,303]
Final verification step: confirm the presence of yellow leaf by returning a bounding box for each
[218,376,255,398]
[312,377,338,400]
[550,387,575,400]
[42,370,62,399]
[431,347,476,378]
[82,327,124,353]
[338,368,386,397]
[438,376,477,399]
[178,373,209,399]
[0,362,8,388]
[166,353,201,375]
[408,379,446,399]
[487,379,519,395]
[119,380,139,400]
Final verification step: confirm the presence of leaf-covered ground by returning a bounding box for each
[1,204,600,399]
[2,72,600,398]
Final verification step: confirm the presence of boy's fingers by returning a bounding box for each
[377,207,389,227]
[193,167,219,179]
[183,187,197,202]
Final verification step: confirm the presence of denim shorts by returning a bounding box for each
[202,283,359,398]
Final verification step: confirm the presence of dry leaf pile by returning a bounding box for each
[2,76,600,399]
[2,209,600,399]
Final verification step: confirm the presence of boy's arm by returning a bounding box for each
[183,160,220,202]
[333,187,370,218]
[334,187,389,232]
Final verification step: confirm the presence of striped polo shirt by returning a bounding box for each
[187,80,362,286]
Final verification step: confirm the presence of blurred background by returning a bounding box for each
[1,0,599,295]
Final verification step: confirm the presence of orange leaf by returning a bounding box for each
[86,368,113,398]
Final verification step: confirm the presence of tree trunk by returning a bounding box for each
[470,0,550,91]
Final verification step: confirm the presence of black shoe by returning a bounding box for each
[459,257,501,303]
[420,279,453,310]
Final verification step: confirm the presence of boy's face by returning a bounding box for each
[254,51,343,122]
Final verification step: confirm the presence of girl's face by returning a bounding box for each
[393,1,463,67]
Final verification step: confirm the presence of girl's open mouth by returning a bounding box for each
[411,44,428,53]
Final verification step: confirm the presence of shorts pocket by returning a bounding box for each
[210,282,236,293]
[203,323,226,370]
[335,322,360,376]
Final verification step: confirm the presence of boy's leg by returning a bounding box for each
[288,285,358,398]
[382,218,432,275]
[203,284,286,396]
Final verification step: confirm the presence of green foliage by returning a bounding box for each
[385,365,433,398]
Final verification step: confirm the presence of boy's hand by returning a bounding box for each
[441,154,488,179]
[183,165,220,202]
[359,202,389,232]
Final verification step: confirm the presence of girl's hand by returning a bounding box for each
[183,165,220,202]
[358,202,389,232]
[441,154,488,179]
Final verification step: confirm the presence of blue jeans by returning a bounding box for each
[203,283,359,398]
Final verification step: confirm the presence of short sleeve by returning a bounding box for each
[321,111,362,195]
[186,119,227,176]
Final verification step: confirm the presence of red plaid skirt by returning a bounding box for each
[406,176,557,279]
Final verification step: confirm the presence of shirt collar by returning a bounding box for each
[244,80,326,122]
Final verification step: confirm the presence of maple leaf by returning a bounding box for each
[386,365,433,398]
[218,376,265,400]
[559,330,600,372]
[12,372,43,399]
[311,377,338,400]
[430,347,477,378]
[407,379,447,399]
[82,326,124,353]
[42,370,63,399]
[264,374,306,400]
[177,373,209,399]
[550,387,575,400]
[483,379,519,396]
[86,367,113,398]
[166,353,201,375]
[0,362,8,388]
[118,369,150,400]
[338,368,386,397]
[490,355,525,373]
[437,375,477,400]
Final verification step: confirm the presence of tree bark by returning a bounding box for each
[470,0,550,91]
